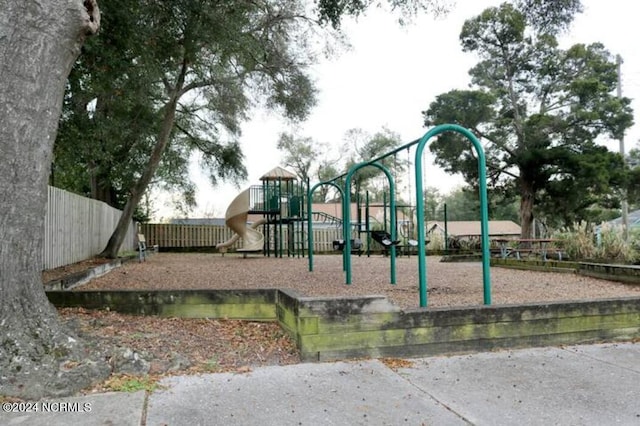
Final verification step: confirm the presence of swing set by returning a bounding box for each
[358,144,419,256]
[307,124,492,308]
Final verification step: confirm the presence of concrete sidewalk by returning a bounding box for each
[3,342,639,425]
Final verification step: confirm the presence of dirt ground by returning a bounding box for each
[45,253,640,390]
[72,253,640,309]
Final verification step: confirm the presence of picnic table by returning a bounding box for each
[492,238,563,261]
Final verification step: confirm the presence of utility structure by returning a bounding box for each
[617,54,629,240]
[307,124,493,308]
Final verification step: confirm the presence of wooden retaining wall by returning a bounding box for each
[277,293,640,361]
[47,289,640,363]
[578,262,640,284]
[492,258,640,284]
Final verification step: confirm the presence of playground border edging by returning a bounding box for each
[43,255,138,291]
[578,262,640,284]
[492,258,640,284]
[47,289,640,362]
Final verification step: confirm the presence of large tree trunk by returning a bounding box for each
[0,1,107,399]
[101,91,181,258]
[519,179,535,240]
[90,164,119,207]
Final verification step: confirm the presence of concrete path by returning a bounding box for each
[2,342,639,425]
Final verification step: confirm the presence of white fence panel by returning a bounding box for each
[44,186,135,270]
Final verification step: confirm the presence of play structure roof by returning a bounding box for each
[426,220,521,237]
[260,166,297,181]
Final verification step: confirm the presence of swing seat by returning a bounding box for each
[380,237,400,246]
[371,231,400,248]
[332,239,363,255]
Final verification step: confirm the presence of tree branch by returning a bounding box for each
[82,0,101,35]
[473,126,518,158]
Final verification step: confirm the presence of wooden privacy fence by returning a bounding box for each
[312,227,346,253]
[141,223,350,253]
[44,186,135,270]
[141,223,236,249]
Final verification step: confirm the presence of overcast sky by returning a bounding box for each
[154,0,640,220]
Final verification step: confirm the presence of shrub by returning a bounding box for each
[553,221,597,260]
[427,232,444,250]
[553,221,637,263]
[596,223,637,263]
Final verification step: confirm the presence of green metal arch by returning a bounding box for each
[344,161,397,285]
[414,124,491,307]
[307,181,345,272]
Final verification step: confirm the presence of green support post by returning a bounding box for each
[383,192,387,233]
[444,203,448,255]
[306,123,491,308]
[344,162,397,285]
[365,191,371,257]
[415,124,491,307]
[307,181,343,272]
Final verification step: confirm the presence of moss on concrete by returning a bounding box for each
[47,289,278,319]
[579,262,640,285]
[47,288,640,363]
[491,258,579,272]
[159,303,275,320]
[293,298,640,361]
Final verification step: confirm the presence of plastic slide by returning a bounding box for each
[215,188,265,252]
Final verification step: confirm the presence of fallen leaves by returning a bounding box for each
[380,357,414,371]
[58,307,300,382]
[42,257,113,283]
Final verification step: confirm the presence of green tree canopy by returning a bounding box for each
[277,133,324,184]
[342,127,408,201]
[315,160,341,202]
[422,1,633,237]
[425,186,519,222]
[625,147,640,209]
[277,132,344,202]
[58,0,322,256]
[55,0,450,256]
[278,127,409,203]
[316,0,449,28]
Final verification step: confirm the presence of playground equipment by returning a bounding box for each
[216,188,265,253]
[370,230,400,248]
[414,125,490,307]
[343,162,398,285]
[217,166,308,257]
[220,125,491,309]
[307,123,492,308]
[358,193,419,256]
[216,218,267,253]
[332,143,421,257]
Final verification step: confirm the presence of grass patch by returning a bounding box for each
[102,374,162,393]
[203,356,220,372]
